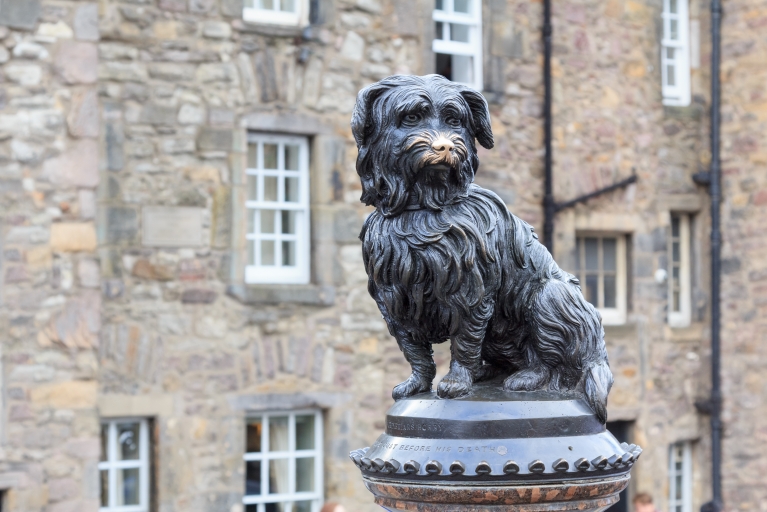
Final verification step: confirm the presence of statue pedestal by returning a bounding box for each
[351,380,640,512]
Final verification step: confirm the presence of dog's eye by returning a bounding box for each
[446,116,461,127]
[403,113,422,124]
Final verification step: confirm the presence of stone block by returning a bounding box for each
[139,104,177,125]
[48,478,78,502]
[189,0,216,14]
[0,0,41,30]
[237,52,258,101]
[105,122,124,171]
[254,51,277,102]
[181,288,217,304]
[197,127,234,151]
[51,223,97,252]
[101,207,138,244]
[12,41,49,59]
[43,139,99,187]
[98,61,148,82]
[142,206,204,246]
[4,63,42,85]
[178,104,206,124]
[196,62,240,84]
[159,0,186,11]
[203,21,232,39]
[54,41,97,84]
[340,31,365,61]
[67,88,99,138]
[147,62,196,81]
[221,0,243,17]
[78,258,100,288]
[73,3,98,41]
[37,21,73,38]
[30,380,97,409]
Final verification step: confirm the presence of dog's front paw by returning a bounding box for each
[503,366,551,392]
[437,366,472,398]
[392,374,432,400]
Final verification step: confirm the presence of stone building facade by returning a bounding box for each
[0,0,764,511]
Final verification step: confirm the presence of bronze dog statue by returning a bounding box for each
[352,74,613,423]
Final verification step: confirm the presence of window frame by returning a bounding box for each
[245,133,311,285]
[243,409,324,512]
[661,0,691,106]
[668,441,693,512]
[242,0,309,27]
[432,0,484,91]
[575,233,628,326]
[668,213,692,328]
[99,418,151,512]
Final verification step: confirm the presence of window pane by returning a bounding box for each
[263,144,278,169]
[284,144,300,170]
[666,47,675,60]
[285,177,299,202]
[669,0,678,13]
[245,460,262,496]
[604,275,616,309]
[264,176,278,201]
[116,422,140,461]
[248,175,258,201]
[585,238,599,271]
[248,240,255,266]
[295,414,315,450]
[281,211,296,234]
[603,238,617,272]
[675,474,683,499]
[295,502,313,512]
[261,240,275,265]
[269,417,289,451]
[673,290,680,311]
[248,144,258,168]
[247,210,255,235]
[672,241,680,262]
[258,0,274,8]
[667,65,676,86]
[282,241,296,266]
[116,468,140,506]
[296,457,315,492]
[450,23,470,42]
[435,21,444,40]
[261,210,276,234]
[100,424,108,462]
[672,266,680,280]
[100,470,109,507]
[269,458,289,494]
[246,418,262,453]
[451,54,473,84]
[454,0,470,12]
[435,0,443,9]
[280,0,295,12]
[670,19,678,39]
[671,216,680,237]
[585,274,599,306]
[436,53,452,81]
[264,504,288,512]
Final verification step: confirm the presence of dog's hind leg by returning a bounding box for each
[392,329,436,400]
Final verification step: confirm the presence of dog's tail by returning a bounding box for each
[584,359,613,424]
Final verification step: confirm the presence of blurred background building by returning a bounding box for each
[0,0,764,511]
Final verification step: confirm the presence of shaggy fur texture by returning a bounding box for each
[352,75,613,423]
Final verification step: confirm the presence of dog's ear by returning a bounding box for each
[351,81,393,147]
[459,87,494,150]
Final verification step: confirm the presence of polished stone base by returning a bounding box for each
[364,474,628,512]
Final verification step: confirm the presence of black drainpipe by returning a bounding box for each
[542,0,554,251]
[707,0,723,507]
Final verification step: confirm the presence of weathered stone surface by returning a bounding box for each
[100,207,138,244]
[73,3,98,41]
[4,63,42,85]
[220,0,243,17]
[54,41,98,84]
[30,381,97,409]
[181,288,217,304]
[340,31,365,61]
[197,127,233,151]
[139,104,177,125]
[67,88,99,138]
[0,0,41,30]
[42,139,99,187]
[203,21,231,39]
[50,223,97,252]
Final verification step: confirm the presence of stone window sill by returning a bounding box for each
[227,283,335,306]
[231,19,305,37]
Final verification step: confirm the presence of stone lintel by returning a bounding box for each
[98,394,174,418]
[229,392,352,412]
[226,283,335,306]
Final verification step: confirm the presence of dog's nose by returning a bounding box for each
[431,138,454,155]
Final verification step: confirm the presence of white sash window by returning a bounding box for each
[243,0,309,26]
[433,0,483,90]
[99,419,150,512]
[661,0,691,106]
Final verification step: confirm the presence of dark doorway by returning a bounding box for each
[606,421,633,512]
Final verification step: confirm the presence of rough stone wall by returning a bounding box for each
[92,0,547,510]
[549,0,713,505]
[0,1,102,511]
[717,0,767,508]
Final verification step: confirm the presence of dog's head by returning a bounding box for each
[352,75,494,216]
